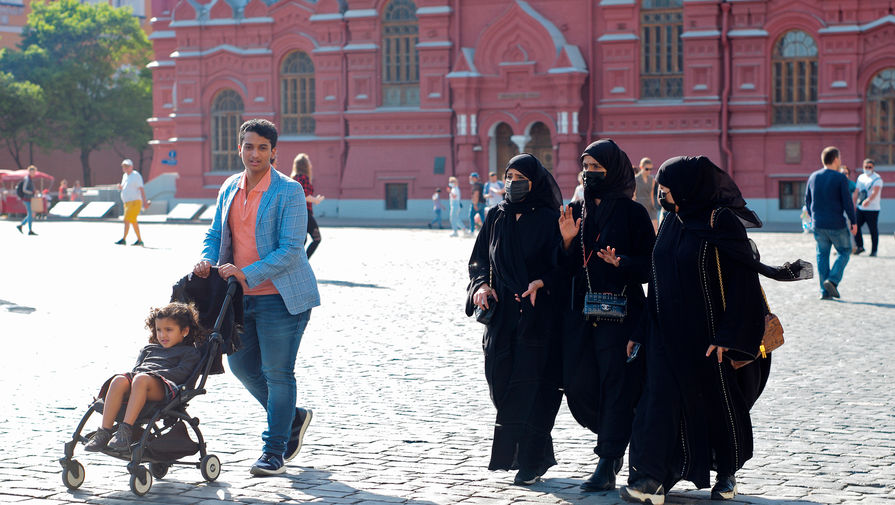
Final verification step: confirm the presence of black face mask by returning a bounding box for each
[583,171,607,200]
[505,180,530,203]
[657,190,676,213]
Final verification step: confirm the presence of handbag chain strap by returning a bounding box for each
[580,204,626,296]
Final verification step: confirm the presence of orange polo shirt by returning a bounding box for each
[229,170,279,296]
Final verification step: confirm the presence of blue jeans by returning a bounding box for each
[814,227,851,293]
[20,200,32,231]
[450,205,462,233]
[469,205,484,233]
[228,295,311,456]
[430,208,443,228]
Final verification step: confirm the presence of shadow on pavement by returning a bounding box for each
[0,299,36,314]
[834,299,895,309]
[532,478,824,504]
[318,279,389,289]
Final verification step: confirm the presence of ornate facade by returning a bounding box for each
[148,0,895,223]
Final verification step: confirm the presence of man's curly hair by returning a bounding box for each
[145,302,207,346]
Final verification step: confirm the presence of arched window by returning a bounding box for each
[524,122,554,172]
[211,89,244,172]
[382,0,419,107]
[280,51,315,135]
[772,30,818,125]
[640,0,683,99]
[867,68,895,165]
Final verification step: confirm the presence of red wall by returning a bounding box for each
[146,0,895,219]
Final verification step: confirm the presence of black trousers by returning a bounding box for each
[305,213,322,258]
[854,209,879,254]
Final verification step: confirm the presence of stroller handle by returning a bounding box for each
[211,277,239,334]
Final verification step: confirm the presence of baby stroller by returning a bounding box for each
[59,275,240,496]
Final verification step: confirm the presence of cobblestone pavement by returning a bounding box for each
[1,221,894,505]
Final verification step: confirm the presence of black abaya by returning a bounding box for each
[629,208,769,490]
[561,197,654,459]
[467,205,564,473]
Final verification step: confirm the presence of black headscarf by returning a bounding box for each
[656,155,813,282]
[579,139,636,201]
[578,139,637,241]
[655,155,761,228]
[490,153,561,296]
[498,153,563,214]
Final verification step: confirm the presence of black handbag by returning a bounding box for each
[583,290,627,321]
[580,208,627,322]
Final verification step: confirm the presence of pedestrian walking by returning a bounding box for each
[71,180,83,201]
[84,302,204,453]
[805,147,857,299]
[15,165,38,235]
[428,187,444,229]
[193,119,319,476]
[466,153,564,486]
[839,165,857,251]
[633,157,659,232]
[116,159,149,246]
[854,158,883,256]
[448,176,462,236]
[557,139,654,493]
[469,172,485,234]
[58,179,69,203]
[290,153,325,259]
[621,155,812,505]
[483,171,505,210]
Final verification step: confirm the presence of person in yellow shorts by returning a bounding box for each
[116,159,149,246]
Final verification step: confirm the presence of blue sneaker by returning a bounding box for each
[285,407,313,462]
[250,452,285,476]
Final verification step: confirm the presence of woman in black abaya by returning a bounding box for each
[620,156,813,504]
[557,139,654,492]
[466,153,564,486]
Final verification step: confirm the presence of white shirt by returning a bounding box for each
[120,170,144,203]
[449,185,461,208]
[484,181,505,207]
[856,171,883,211]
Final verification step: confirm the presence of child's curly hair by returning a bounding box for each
[145,302,207,346]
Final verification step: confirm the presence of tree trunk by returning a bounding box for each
[80,149,92,186]
[5,138,24,170]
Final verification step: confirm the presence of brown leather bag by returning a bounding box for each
[711,209,784,369]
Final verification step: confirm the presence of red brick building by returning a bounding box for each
[148,0,895,224]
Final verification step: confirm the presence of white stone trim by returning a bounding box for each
[171,45,272,58]
[599,0,634,5]
[309,13,343,22]
[344,43,378,51]
[344,9,378,19]
[147,60,175,68]
[727,29,768,38]
[417,41,452,48]
[169,17,274,28]
[148,30,176,40]
[597,33,638,42]
[417,6,452,16]
[681,30,721,39]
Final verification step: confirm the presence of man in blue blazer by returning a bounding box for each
[194,119,320,475]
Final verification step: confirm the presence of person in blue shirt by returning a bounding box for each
[805,146,857,300]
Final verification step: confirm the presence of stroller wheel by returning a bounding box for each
[200,454,221,482]
[149,462,169,479]
[129,465,153,496]
[61,460,85,490]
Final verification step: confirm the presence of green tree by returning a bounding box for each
[108,65,153,177]
[0,71,46,170]
[9,0,151,185]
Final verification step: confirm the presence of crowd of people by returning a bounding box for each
[466,140,814,504]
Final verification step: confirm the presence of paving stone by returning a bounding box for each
[2,223,895,504]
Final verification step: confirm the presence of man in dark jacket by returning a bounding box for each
[805,146,857,299]
[16,165,38,235]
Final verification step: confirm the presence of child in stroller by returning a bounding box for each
[84,302,205,453]
[60,275,240,496]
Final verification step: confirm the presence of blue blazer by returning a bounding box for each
[201,168,320,315]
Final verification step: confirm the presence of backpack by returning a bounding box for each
[15,179,26,199]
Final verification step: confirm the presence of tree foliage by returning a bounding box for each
[0,70,46,170]
[0,0,152,185]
